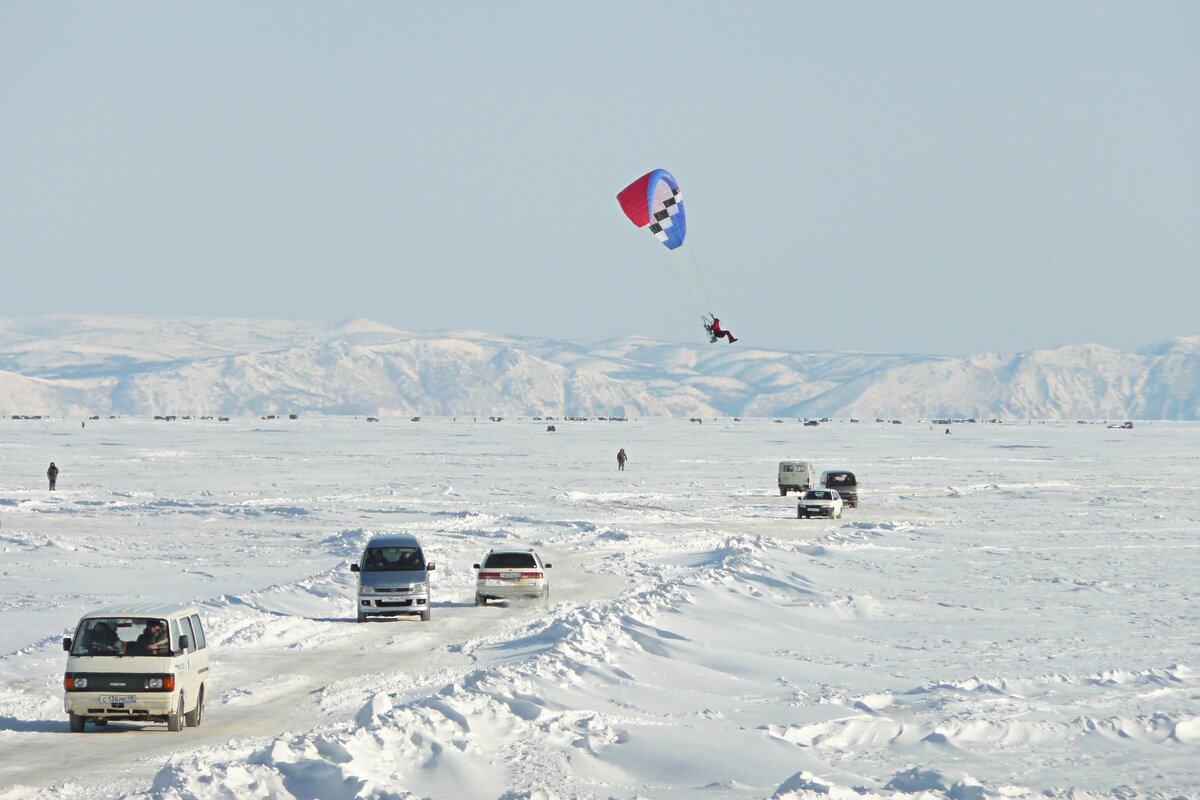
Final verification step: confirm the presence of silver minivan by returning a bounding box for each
[62,602,210,732]
[350,533,435,622]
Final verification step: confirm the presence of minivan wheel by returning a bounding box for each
[185,687,203,727]
[357,610,367,623]
[475,593,486,607]
[168,695,185,732]
[69,713,85,733]
[420,609,431,622]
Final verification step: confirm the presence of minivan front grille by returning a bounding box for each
[65,673,172,692]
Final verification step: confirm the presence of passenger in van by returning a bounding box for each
[135,620,169,655]
[87,622,122,655]
[366,549,386,569]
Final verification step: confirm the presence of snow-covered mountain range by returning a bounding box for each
[1,315,1198,419]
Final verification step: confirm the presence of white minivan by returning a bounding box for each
[778,461,816,496]
[62,602,210,733]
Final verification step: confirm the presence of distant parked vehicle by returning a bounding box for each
[778,461,816,496]
[351,534,434,622]
[820,470,858,508]
[474,548,552,605]
[798,489,843,519]
[62,603,209,733]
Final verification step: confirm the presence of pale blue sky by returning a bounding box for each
[2,2,1197,355]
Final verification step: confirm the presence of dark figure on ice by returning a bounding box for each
[47,462,58,491]
[617,448,628,471]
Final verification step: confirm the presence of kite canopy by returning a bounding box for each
[616,169,686,250]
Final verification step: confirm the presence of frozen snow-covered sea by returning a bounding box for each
[0,416,1197,799]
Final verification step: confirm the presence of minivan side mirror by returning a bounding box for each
[350,563,361,572]
[178,634,190,651]
[544,563,552,569]
[426,563,435,571]
[63,637,72,652]
[472,563,480,569]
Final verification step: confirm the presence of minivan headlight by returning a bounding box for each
[358,585,375,595]
[147,677,164,689]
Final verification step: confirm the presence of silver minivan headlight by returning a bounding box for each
[358,585,375,595]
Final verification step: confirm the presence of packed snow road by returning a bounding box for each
[0,417,1197,799]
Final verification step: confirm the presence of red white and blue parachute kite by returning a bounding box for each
[615,169,687,251]
[615,169,738,343]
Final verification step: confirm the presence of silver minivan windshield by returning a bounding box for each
[362,546,425,572]
[70,618,170,657]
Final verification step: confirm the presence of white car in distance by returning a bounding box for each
[474,549,551,605]
[798,489,844,519]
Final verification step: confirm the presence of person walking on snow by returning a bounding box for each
[617,448,628,471]
[47,462,58,491]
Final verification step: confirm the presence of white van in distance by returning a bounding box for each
[778,461,816,496]
[62,602,210,733]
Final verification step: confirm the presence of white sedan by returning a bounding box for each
[797,489,843,519]
[474,548,552,605]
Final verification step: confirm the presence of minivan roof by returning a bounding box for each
[365,533,422,548]
[80,602,202,619]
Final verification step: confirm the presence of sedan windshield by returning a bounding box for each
[71,618,170,657]
[362,547,426,572]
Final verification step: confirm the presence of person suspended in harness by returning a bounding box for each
[702,314,737,343]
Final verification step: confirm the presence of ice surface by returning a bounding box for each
[0,416,1197,799]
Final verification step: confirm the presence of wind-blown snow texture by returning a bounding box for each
[2,314,1199,418]
[0,416,1197,799]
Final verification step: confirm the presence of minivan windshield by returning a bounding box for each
[70,618,170,657]
[362,546,425,572]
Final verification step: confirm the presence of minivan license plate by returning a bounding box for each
[99,694,136,703]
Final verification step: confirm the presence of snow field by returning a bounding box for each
[0,417,1197,798]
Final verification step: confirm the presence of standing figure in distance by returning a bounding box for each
[617,448,628,471]
[47,462,59,491]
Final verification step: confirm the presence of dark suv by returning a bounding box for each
[820,470,858,508]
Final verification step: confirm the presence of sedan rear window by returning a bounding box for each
[484,552,537,569]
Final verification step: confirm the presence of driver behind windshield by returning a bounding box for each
[86,621,123,655]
